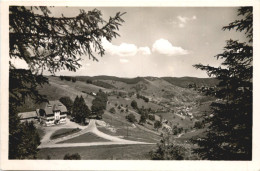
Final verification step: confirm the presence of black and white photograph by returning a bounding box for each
[1,0,260,170]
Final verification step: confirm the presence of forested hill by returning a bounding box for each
[73,75,219,88]
[161,77,219,88]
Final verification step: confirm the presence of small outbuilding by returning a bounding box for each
[18,111,38,123]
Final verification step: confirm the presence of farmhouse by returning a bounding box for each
[37,100,67,126]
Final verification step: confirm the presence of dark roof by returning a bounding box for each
[18,111,37,119]
[39,100,67,115]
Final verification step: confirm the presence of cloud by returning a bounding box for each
[120,58,129,63]
[176,15,197,28]
[102,38,137,57]
[102,38,151,57]
[152,39,189,56]
[138,47,151,55]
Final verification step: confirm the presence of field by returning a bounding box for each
[50,128,81,140]
[37,144,156,160]
[59,132,110,143]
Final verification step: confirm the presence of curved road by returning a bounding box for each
[38,119,155,149]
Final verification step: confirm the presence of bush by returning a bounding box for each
[126,113,137,123]
[64,153,81,160]
[194,121,203,129]
[109,107,116,114]
[172,125,183,135]
[149,134,187,160]
[86,79,92,84]
[131,100,138,109]
[72,77,76,82]
[154,120,162,131]
[148,114,155,121]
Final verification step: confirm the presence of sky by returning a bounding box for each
[12,7,248,78]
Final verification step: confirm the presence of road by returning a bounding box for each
[38,119,155,149]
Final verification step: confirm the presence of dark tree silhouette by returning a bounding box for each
[150,133,187,160]
[9,6,125,159]
[91,89,108,117]
[59,96,73,114]
[72,96,91,123]
[193,7,252,160]
[131,100,138,109]
[154,120,162,131]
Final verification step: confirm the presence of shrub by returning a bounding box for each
[86,79,92,84]
[131,100,138,109]
[149,134,187,160]
[126,113,137,123]
[148,114,155,121]
[72,77,76,82]
[194,121,203,129]
[154,120,162,131]
[64,153,81,160]
[109,107,116,114]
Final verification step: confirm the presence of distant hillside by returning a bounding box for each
[161,77,219,88]
[75,75,144,84]
[74,75,219,88]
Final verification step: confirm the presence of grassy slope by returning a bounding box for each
[37,144,156,160]
[50,128,81,140]
[58,132,110,143]
[162,76,219,88]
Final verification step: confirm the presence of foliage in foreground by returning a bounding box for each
[9,6,125,159]
[193,7,252,160]
[64,153,81,160]
[149,134,188,160]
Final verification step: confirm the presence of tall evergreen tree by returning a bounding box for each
[72,96,80,118]
[193,7,252,160]
[60,96,73,114]
[9,6,125,159]
[91,89,108,116]
[72,96,90,123]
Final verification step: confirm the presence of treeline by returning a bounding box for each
[77,76,144,84]
[59,75,76,82]
[137,93,149,102]
[86,80,116,89]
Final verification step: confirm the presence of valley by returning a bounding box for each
[19,75,216,160]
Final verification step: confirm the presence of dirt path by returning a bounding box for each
[38,119,155,149]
